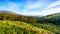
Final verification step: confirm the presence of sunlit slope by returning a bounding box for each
[0,20,54,34]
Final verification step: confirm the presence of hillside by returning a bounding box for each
[35,13,60,34]
[0,10,60,34]
[0,10,37,23]
[37,13,60,25]
[0,20,54,34]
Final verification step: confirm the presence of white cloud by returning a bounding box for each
[21,0,60,16]
[25,0,43,9]
[20,8,60,16]
[45,0,60,9]
[40,8,60,16]
[8,0,60,16]
[0,0,60,16]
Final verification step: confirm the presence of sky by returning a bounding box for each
[0,0,60,16]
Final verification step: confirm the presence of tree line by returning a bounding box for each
[0,13,36,23]
[0,11,60,25]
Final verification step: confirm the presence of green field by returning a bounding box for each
[0,20,54,34]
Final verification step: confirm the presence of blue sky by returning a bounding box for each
[0,0,60,16]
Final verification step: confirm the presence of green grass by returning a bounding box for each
[0,20,54,34]
[31,23,60,34]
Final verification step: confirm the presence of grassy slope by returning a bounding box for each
[30,23,60,34]
[0,20,54,34]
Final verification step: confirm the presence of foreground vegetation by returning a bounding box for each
[0,20,54,34]
[30,23,60,34]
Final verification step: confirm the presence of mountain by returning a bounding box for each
[0,10,60,25]
[0,10,55,34]
[0,10,37,23]
[31,13,60,34]
[37,13,60,25]
[0,10,60,34]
